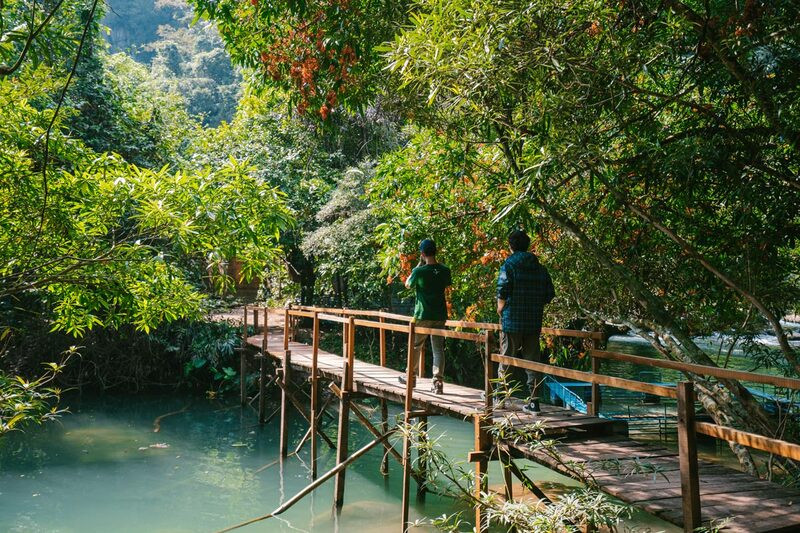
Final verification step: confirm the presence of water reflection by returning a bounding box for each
[0,393,677,532]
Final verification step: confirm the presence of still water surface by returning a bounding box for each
[0,392,679,532]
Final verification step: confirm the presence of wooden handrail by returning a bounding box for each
[317,313,350,325]
[696,422,800,461]
[414,326,485,342]
[297,305,601,341]
[288,309,316,319]
[591,349,800,390]
[353,318,410,334]
[491,353,678,398]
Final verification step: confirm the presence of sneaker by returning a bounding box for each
[398,374,416,388]
[522,398,541,414]
[431,379,443,395]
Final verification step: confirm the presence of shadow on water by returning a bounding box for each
[0,392,678,532]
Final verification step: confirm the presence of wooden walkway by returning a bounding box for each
[246,329,800,533]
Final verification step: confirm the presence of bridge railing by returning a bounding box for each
[240,304,800,531]
[493,347,800,531]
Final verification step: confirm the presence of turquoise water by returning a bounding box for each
[0,393,678,532]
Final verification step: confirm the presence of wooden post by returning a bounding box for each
[588,335,602,416]
[346,317,355,391]
[259,327,268,423]
[473,415,491,532]
[279,349,292,458]
[401,322,416,531]
[333,317,356,510]
[283,308,290,351]
[484,331,494,414]
[333,360,351,510]
[342,320,348,358]
[241,305,248,405]
[253,307,259,334]
[677,381,701,532]
[379,315,389,476]
[311,311,320,479]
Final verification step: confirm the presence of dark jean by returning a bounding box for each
[497,331,543,399]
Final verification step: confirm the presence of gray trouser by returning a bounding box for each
[408,320,446,380]
[497,331,543,399]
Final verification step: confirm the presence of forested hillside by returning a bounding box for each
[103,0,240,124]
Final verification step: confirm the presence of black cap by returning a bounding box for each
[419,239,437,255]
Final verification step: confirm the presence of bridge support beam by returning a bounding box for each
[334,317,356,512]
[279,349,292,457]
[333,371,351,510]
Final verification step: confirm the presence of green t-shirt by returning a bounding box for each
[407,263,452,321]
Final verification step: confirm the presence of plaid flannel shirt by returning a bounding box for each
[496,251,555,334]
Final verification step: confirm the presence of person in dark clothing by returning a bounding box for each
[496,230,555,413]
[399,239,452,394]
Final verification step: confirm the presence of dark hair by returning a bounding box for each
[419,239,437,256]
[508,230,531,252]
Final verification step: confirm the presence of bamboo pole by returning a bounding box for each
[677,381,701,532]
[311,311,320,479]
[401,322,416,531]
[216,429,397,533]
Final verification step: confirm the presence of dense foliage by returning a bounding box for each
[2,0,799,489]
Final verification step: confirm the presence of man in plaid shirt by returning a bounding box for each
[496,230,555,414]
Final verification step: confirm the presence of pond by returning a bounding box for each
[0,392,680,532]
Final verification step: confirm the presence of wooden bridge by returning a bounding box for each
[229,305,800,533]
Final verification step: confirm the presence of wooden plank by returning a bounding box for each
[492,353,678,398]
[696,421,800,461]
[591,349,800,390]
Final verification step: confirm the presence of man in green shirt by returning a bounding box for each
[399,239,452,394]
